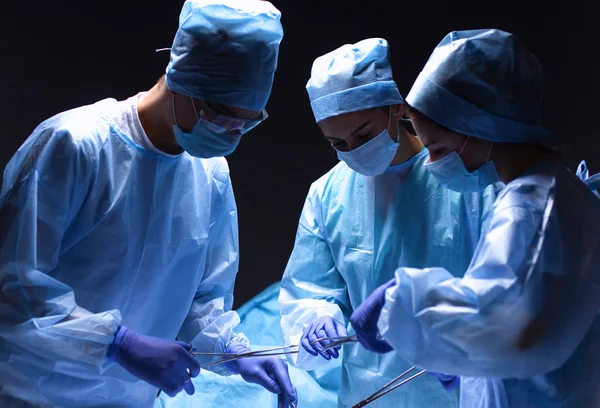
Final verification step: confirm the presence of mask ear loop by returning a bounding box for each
[458,136,471,155]
[171,94,180,128]
[486,142,494,162]
[190,98,200,121]
[387,106,399,143]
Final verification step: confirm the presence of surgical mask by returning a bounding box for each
[172,96,245,158]
[426,137,500,193]
[336,107,399,176]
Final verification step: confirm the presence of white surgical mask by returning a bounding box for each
[426,136,500,192]
[336,107,399,176]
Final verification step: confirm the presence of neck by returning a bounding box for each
[390,127,423,165]
[137,82,183,155]
[492,144,558,184]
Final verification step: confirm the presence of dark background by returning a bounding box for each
[1,3,597,307]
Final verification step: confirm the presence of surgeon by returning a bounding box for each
[279,38,498,407]
[351,29,600,407]
[0,1,297,407]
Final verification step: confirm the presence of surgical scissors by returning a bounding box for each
[351,366,427,408]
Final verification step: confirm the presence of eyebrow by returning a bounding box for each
[350,120,372,136]
[322,131,344,144]
[322,119,373,141]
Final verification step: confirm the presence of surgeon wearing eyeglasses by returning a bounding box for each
[0,1,297,407]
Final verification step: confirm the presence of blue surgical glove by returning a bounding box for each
[427,372,460,392]
[300,316,347,360]
[225,342,298,408]
[109,326,201,397]
[350,278,397,353]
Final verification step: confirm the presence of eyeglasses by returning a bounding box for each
[399,117,417,136]
[199,100,268,134]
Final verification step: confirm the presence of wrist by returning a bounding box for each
[441,376,460,392]
[107,326,130,363]
[225,341,250,374]
[225,359,240,374]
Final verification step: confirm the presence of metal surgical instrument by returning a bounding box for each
[351,366,427,408]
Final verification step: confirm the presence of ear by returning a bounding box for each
[390,103,405,119]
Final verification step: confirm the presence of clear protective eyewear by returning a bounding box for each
[155,45,268,136]
[399,117,417,136]
[198,100,268,135]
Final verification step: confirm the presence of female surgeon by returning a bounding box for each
[350,29,600,407]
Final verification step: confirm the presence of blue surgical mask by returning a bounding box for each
[336,107,399,176]
[426,137,500,193]
[172,96,243,158]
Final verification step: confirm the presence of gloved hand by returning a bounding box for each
[110,326,201,397]
[301,316,347,360]
[427,372,460,392]
[350,278,397,353]
[226,342,298,408]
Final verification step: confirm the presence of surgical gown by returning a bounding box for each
[279,149,498,407]
[378,162,600,407]
[156,282,340,408]
[0,97,247,407]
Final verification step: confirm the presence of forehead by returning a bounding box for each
[407,109,443,145]
[318,109,378,137]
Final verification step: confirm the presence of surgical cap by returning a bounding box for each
[406,29,551,143]
[306,38,404,123]
[165,0,284,111]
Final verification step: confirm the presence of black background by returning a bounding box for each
[2,3,597,307]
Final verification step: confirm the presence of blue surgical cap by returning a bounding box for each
[165,0,284,111]
[406,29,551,143]
[306,38,404,123]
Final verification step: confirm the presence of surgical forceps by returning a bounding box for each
[156,345,303,398]
[316,334,358,351]
[191,344,300,368]
[351,365,427,408]
[190,334,358,368]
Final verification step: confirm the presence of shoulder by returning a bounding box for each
[189,156,231,187]
[4,100,120,186]
[487,163,600,234]
[31,99,120,160]
[309,161,356,199]
[494,164,573,213]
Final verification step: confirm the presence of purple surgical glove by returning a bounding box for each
[109,326,200,397]
[350,279,396,353]
[428,372,460,392]
[225,342,298,408]
[300,316,347,360]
